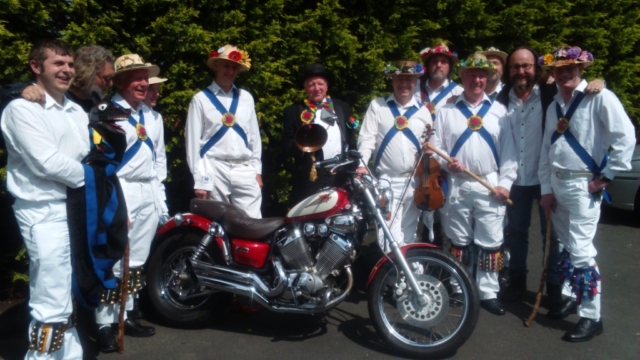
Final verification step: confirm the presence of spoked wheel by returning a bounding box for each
[147,231,232,327]
[368,248,479,358]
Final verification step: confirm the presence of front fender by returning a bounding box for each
[366,243,440,288]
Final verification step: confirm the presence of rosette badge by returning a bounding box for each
[538,46,594,68]
[207,44,252,71]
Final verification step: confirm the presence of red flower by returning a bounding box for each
[140,127,147,136]
[303,111,312,119]
[471,119,479,126]
[225,115,234,123]
[228,51,242,61]
[209,50,219,58]
[398,119,405,125]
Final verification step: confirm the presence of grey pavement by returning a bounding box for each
[1,204,638,359]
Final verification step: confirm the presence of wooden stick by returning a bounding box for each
[117,242,130,353]
[426,143,513,206]
[525,218,552,327]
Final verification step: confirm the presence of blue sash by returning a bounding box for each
[199,87,248,157]
[113,103,155,170]
[423,81,458,120]
[450,99,499,167]
[551,93,611,203]
[373,99,422,171]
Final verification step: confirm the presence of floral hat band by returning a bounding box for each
[420,42,458,64]
[113,54,160,78]
[457,53,497,78]
[207,44,251,71]
[539,46,594,68]
[383,61,425,76]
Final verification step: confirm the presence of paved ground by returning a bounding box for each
[1,204,639,359]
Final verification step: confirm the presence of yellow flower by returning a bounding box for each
[543,54,554,65]
[239,50,252,69]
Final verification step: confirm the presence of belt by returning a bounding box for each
[555,171,592,180]
[217,158,249,165]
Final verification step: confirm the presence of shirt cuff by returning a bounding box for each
[540,183,553,195]
[602,168,617,181]
[498,179,513,192]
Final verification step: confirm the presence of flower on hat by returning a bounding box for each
[228,51,242,62]
[578,51,594,62]
[217,46,226,53]
[566,47,581,60]
[539,46,595,67]
[209,50,219,58]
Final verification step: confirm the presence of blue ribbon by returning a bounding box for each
[551,93,611,203]
[450,99,500,167]
[112,103,155,171]
[423,81,458,120]
[373,99,422,171]
[199,87,248,157]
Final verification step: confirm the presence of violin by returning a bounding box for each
[414,125,445,211]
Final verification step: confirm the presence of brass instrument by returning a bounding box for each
[294,123,328,181]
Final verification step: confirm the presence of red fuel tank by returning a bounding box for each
[230,239,270,268]
[285,188,350,223]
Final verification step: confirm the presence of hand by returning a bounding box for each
[421,141,434,156]
[584,79,605,94]
[588,177,608,194]
[447,157,465,173]
[446,95,458,104]
[493,186,510,203]
[256,174,263,189]
[539,194,557,221]
[194,190,209,199]
[21,84,46,105]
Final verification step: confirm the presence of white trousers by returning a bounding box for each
[13,200,83,360]
[551,175,601,320]
[208,160,262,218]
[96,178,159,324]
[440,173,505,300]
[377,175,421,252]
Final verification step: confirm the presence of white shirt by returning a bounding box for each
[539,80,636,195]
[112,93,163,181]
[508,84,544,186]
[358,94,432,175]
[433,93,517,190]
[414,78,464,112]
[313,98,342,160]
[149,108,168,213]
[185,81,262,190]
[1,93,89,201]
[487,81,504,99]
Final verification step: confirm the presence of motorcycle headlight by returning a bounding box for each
[376,186,393,214]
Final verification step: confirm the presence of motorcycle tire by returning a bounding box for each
[147,230,233,327]
[367,248,479,358]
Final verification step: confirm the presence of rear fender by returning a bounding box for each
[366,243,440,288]
[152,213,225,255]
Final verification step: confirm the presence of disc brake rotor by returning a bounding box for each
[396,274,449,328]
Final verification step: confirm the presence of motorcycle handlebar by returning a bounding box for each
[314,156,341,168]
[314,150,363,169]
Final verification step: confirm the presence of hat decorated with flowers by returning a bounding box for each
[420,42,458,64]
[207,44,251,71]
[538,46,594,68]
[383,61,425,76]
[113,54,160,78]
[480,47,508,64]
[457,53,497,78]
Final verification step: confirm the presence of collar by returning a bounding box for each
[43,92,77,112]
[113,92,145,112]
[388,93,420,109]
[456,92,492,108]
[426,78,451,93]
[554,79,588,106]
[210,80,238,95]
[508,83,540,103]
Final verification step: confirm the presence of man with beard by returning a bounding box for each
[539,46,635,341]
[416,42,463,245]
[430,53,517,315]
[480,47,507,99]
[357,61,431,251]
[95,54,167,352]
[495,47,605,305]
[1,45,115,112]
[1,39,87,360]
[282,63,357,206]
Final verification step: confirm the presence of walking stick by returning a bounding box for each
[525,218,552,327]
[425,143,513,206]
[117,242,130,353]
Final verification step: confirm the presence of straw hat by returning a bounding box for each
[420,42,458,64]
[480,47,508,64]
[383,61,425,76]
[457,53,497,78]
[207,44,251,71]
[539,46,594,68]
[113,54,160,78]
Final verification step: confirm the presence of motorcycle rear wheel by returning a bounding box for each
[147,231,232,327]
[368,248,479,358]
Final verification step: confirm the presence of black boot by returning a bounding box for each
[124,318,155,337]
[562,317,603,342]
[480,299,505,315]
[97,325,117,353]
[544,283,563,310]
[547,297,578,319]
[127,293,143,319]
[499,269,526,302]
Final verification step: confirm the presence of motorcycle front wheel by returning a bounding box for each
[368,248,479,358]
[147,230,233,327]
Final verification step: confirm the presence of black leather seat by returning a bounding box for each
[221,210,284,240]
[190,199,244,221]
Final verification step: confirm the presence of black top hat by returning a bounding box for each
[299,63,332,88]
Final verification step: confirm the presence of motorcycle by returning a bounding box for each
[147,149,479,358]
